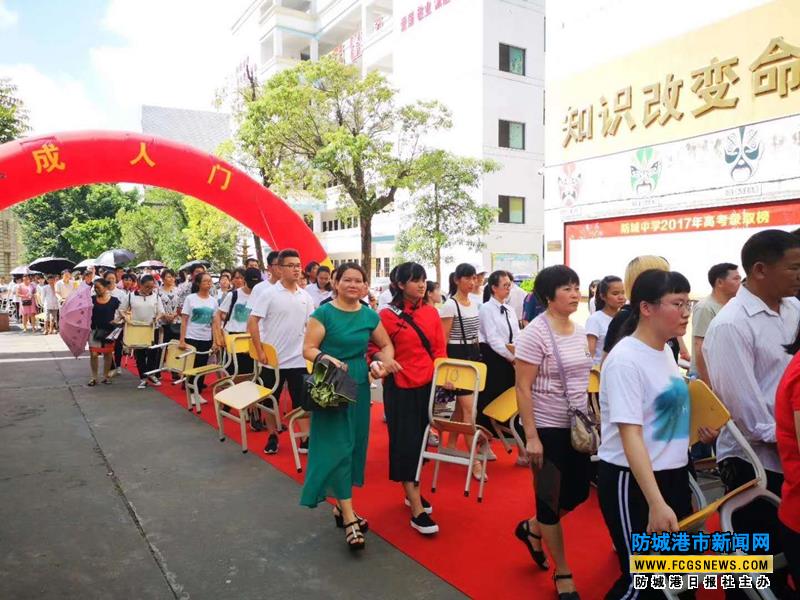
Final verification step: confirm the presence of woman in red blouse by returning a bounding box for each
[369,262,446,536]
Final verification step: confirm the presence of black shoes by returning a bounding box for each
[264,433,278,454]
[514,519,549,570]
[410,512,439,535]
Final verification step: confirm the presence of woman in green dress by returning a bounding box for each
[301,263,399,550]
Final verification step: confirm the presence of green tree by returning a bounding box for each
[117,202,190,268]
[13,185,138,261]
[243,57,452,274]
[182,198,238,269]
[395,150,499,283]
[0,78,29,143]
[62,217,121,258]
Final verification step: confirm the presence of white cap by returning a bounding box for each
[474,264,488,275]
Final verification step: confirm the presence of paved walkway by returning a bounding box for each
[0,328,464,600]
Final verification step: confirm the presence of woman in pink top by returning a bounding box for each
[513,265,593,600]
[17,275,38,332]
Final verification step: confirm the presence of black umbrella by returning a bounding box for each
[29,256,75,275]
[96,248,135,267]
[178,259,211,272]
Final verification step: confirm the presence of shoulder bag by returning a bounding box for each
[541,316,599,454]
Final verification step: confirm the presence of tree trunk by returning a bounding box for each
[434,184,441,284]
[360,213,373,282]
[252,233,264,268]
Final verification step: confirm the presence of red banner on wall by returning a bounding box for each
[565,200,800,242]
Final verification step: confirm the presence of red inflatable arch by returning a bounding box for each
[0,130,329,266]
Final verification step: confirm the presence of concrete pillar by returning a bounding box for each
[273,29,283,58]
[310,38,319,61]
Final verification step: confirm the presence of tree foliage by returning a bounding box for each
[395,151,499,283]
[117,201,190,268]
[62,217,121,258]
[13,185,138,261]
[242,57,452,273]
[182,198,239,269]
[0,78,29,144]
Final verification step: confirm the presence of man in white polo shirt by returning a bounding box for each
[247,248,314,455]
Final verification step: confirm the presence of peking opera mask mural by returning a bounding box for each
[630,147,662,196]
[724,125,763,183]
[558,162,582,207]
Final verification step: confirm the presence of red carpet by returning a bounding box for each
[133,367,724,599]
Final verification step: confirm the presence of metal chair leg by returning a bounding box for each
[414,424,430,485]
[215,399,225,442]
[239,411,248,454]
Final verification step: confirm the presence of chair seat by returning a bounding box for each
[678,479,758,531]
[214,380,274,411]
[184,364,225,377]
[432,418,492,438]
[482,387,518,422]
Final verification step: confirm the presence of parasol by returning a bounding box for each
[96,248,135,267]
[59,283,93,358]
[178,259,211,272]
[135,260,165,269]
[10,265,41,276]
[29,257,75,275]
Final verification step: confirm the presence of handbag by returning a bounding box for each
[541,316,599,454]
[453,299,482,362]
[300,353,358,412]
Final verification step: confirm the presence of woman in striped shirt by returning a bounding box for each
[513,265,593,600]
[439,263,486,482]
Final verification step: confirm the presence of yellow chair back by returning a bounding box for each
[482,387,518,422]
[225,332,251,355]
[248,340,279,368]
[165,341,195,372]
[687,379,730,445]
[588,368,600,394]
[433,358,487,392]
[123,323,155,348]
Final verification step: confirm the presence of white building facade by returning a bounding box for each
[543,0,800,295]
[232,0,545,280]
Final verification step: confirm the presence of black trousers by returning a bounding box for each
[134,347,160,379]
[261,367,306,410]
[597,460,692,600]
[718,457,786,599]
[185,338,213,392]
[113,337,123,369]
[477,343,514,430]
[384,377,431,482]
[534,428,591,525]
[225,352,255,378]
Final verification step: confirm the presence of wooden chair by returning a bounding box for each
[122,322,156,370]
[414,358,489,502]
[212,341,279,454]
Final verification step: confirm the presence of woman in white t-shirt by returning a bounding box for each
[584,275,625,366]
[439,263,486,481]
[214,267,260,376]
[597,269,692,600]
[513,265,593,599]
[180,272,220,394]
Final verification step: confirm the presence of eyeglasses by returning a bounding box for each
[653,300,693,313]
[280,263,302,269]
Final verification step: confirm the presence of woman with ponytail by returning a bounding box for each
[585,276,625,366]
[597,269,693,599]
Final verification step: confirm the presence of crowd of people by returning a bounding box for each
[2,229,799,599]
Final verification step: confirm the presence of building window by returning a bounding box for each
[322,221,328,232]
[499,195,525,224]
[383,258,390,276]
[499,120,525,150]
[375,258,381,277]
[499,43,525,76]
